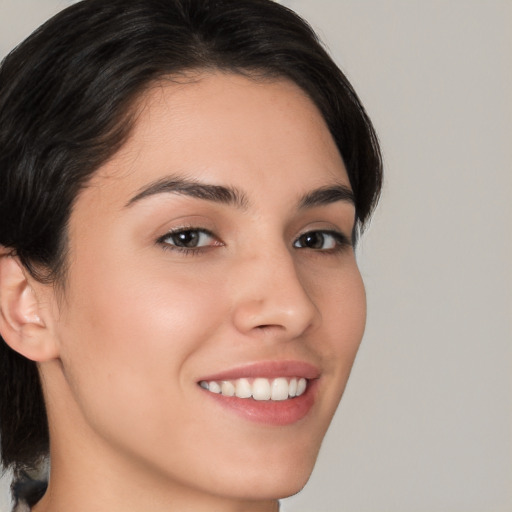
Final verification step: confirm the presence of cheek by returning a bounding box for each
[56,251,227,430]
[306,255,366,345]
[332,266,366,355]
[64,244,224,345]
[308,260,366,396]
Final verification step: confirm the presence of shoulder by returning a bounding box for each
[11,464,49,512]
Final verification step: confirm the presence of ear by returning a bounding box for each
[0,252,59,361]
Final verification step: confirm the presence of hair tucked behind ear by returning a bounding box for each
[0,342,49,468]
[0,0,382,474]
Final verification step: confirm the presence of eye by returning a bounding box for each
[158,227,220,251]
[293,230,349,251]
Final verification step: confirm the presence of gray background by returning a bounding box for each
[1,1,511,511]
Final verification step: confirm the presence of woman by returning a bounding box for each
[0,0,382,510]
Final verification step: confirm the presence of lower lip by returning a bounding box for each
[200,380,318,426]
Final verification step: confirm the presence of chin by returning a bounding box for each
[256,467,313,500]
[219,470,313,502]
[211,445,319,501]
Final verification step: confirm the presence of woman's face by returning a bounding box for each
[46,73,366,503]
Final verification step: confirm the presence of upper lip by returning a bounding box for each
[197,360,321,382]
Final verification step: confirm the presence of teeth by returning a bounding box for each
[235,378,252,398]
[199,377,308,401]
[271,378,289,401]
[296,377,307,397]
[252,378,271,401]
[221,381,235,397]
[289,377,298,397]
[208,381,221,394]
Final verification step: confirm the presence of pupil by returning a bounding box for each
[175,231,199,247]
[302,232,323,249]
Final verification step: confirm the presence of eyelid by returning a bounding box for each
[326,229,351,247]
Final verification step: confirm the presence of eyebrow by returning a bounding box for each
[125,176,248,209]
[125,176,354,210]
[298,184,355,209]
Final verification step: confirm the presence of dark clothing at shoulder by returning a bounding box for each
[11,472,48,512]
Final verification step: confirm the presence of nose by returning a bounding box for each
[230,247,319,340]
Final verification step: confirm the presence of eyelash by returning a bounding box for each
[157,227,351,255]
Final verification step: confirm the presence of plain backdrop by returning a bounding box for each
[1,1,511,511]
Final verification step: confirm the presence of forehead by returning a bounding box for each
[80,72,349,210]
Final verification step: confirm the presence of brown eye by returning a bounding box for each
[171,230,201,247]
[297,232,325,249]
[160,228,217,250]
[293,230,346,250]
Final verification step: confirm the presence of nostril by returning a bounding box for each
[255,324,286,332]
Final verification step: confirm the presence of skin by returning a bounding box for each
[22,73,366,512]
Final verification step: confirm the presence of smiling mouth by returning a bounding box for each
[199,377,308,401]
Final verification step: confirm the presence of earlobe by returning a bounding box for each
[0,252,59,361]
